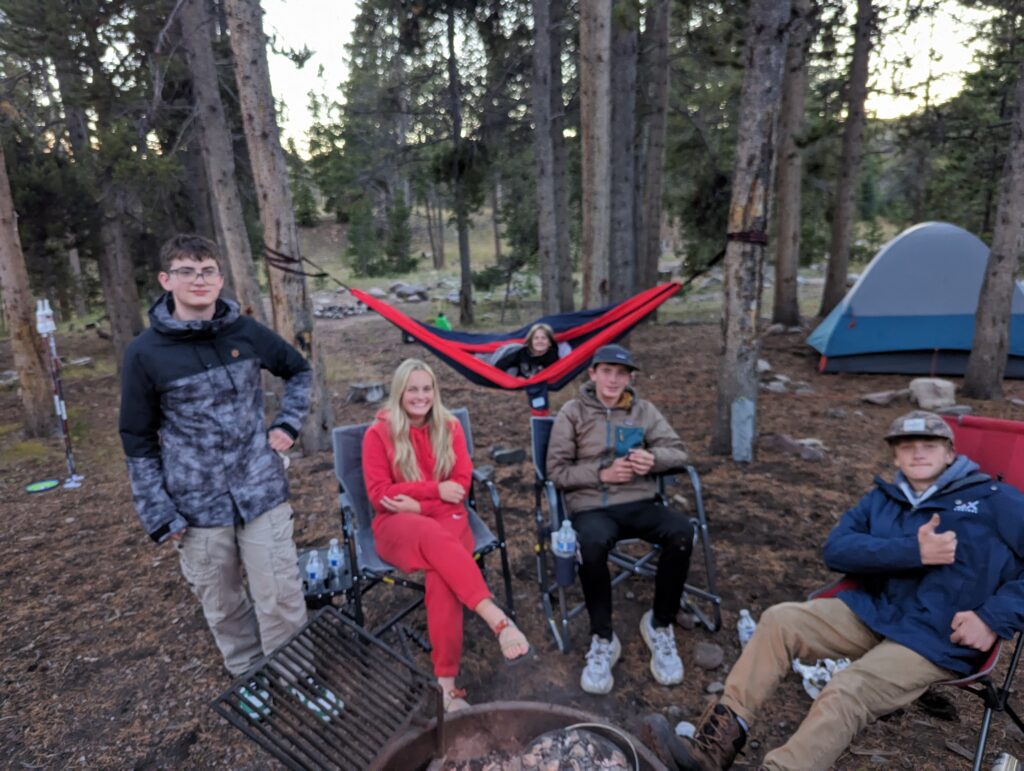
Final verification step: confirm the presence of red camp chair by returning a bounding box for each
[811,415,1024,771]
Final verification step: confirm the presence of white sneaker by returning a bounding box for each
[580,633,622,694]
[640,610,684,685]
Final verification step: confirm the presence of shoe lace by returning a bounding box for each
[649,625,678,658]
[693,706,733,753]
[585,638,614,666]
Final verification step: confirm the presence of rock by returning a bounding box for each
[757,359,772,373]
[693,642,724,670]
[625,591,636,601]
[489,445,526,465]
[705,681,725,695]
[345,382,387,404]
[368,287,388,298]
[786,325,804,333]
[793,385,815,395]
[675,721,696,738]
[1009,397,1024,408]
[392,282,429,301]
[764,323,787,335]
[861,389,910,406]
[65,357,93,368]
[403,295,424,303]
[762,380,788,394]
[665,704,683,721]
[826,407,847,419]
[772,373,791,384]
[676,611,698,630]
[761,433,827,462]
[936,404,972,416]
[446,291,460,304]
[909,378,956,410]
[0,370,18,388]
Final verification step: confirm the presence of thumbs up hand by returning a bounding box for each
[918,513,957,565]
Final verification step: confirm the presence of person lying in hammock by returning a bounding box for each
[491,322,568,378]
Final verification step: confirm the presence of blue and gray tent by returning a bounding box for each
[808,221,1024,377]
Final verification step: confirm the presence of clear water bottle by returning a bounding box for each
[326,538,343,585]
[552,519,577,587]
[737,609,757,648]
[305,550,323,591]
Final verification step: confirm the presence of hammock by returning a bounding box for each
[349,282,681,412]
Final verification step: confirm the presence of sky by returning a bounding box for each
[260,2,989,146]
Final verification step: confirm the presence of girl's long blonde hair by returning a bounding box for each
[386,358,456,482]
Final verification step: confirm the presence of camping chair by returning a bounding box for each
[211,605,442,771]
[811,414,1024,771]
[530,415,722,653]
[331,407,515,644]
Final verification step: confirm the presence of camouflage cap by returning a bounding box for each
[884,410,955,443]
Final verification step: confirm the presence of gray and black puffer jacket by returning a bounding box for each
[119,294,312,543]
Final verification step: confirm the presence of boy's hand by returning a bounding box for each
[381,494,421,514]
[918,514,957,565]
[168,528,186,543]
[600,457,636,485]
[626,448,655,475]
[438,480,466,503]
[950,610,997,651]
[268,428,294,452]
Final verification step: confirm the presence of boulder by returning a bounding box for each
[757,359,772,373]
[861,389,910,406]
[367,287,388,299]
[693,642,724,670]
[909,378,956,410]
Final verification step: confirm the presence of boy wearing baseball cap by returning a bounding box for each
[644,410,1024,770]
[547,344,694,694]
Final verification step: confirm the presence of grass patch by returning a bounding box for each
[0,438,57,466]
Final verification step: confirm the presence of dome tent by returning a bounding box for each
[807,221,1024,377]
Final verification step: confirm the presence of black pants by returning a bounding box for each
[573,498,694,640]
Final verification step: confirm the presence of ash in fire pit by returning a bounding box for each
[438,726,633,770]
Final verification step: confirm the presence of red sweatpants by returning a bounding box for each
[372,511,492,677]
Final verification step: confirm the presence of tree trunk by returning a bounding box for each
[445,10,474,325]
[637,0,670,292]
[580,0,612,308]
[182,139,216,239]
[533,0,573,313]
[424,190,442,269]
[224,0,333,451]
[608,0,638,303]
[709,0,791,457]
[181,0,266,322]
[66,242,89,317]
[819,0,875,317]
[490,173,502,263]
[963,59,1024,399]
[772,0,814,327]
[0,144,53,437]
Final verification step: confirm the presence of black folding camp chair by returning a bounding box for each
[530,415,721,653]
[810,414,1024,771]
[332,407,515,643]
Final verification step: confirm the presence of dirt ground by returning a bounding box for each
[2,304,1024,770]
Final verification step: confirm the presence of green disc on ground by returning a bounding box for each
[25,479,60,493]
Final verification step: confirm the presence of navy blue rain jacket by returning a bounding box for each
[823,457,1024,675]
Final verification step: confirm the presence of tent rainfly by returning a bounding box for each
[807,221,1024,377]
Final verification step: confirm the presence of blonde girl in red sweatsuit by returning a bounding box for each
[361,358,530,711]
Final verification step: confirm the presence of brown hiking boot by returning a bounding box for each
[664,701,747,770]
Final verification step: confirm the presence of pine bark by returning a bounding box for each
[580,0,612,308]
[963,59,1024,399]
[637,0,671,292]
[772,0,814,326]
[608,0,639,303]
[444,10,474,325]
[533,0,574,313]
[0,144,53,437]
[224,0,333,451]
[819,0,875,317]
[709,0,791,456]
[181,0,266,322]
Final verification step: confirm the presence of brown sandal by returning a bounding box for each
[492,617,533,663]
[444,687,470,713]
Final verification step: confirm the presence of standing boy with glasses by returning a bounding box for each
[119,234,330,718]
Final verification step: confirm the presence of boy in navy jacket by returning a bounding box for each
[644,410,1024,770]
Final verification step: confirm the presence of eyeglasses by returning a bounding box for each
[167,267,222,282]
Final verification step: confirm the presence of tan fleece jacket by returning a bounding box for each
[546,381,688,513]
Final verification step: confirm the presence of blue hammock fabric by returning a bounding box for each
[350,283,681,410]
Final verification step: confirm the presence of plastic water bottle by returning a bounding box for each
[552,520,577,587]
[305,550,323,591]
[326,538,343,585]
[737,609,757,648]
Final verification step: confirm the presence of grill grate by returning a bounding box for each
[211,606,442,770]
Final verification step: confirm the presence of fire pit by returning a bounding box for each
[373,700,667,770]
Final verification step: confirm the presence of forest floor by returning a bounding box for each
[2,295,1024,770]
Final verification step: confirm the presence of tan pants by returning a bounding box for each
[176,502,308,676]
[720,599,953,770]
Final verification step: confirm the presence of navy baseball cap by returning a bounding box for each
[590,344,639,371]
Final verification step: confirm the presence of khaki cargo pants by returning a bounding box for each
[720,598,953,770]
[176,502,308,676]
